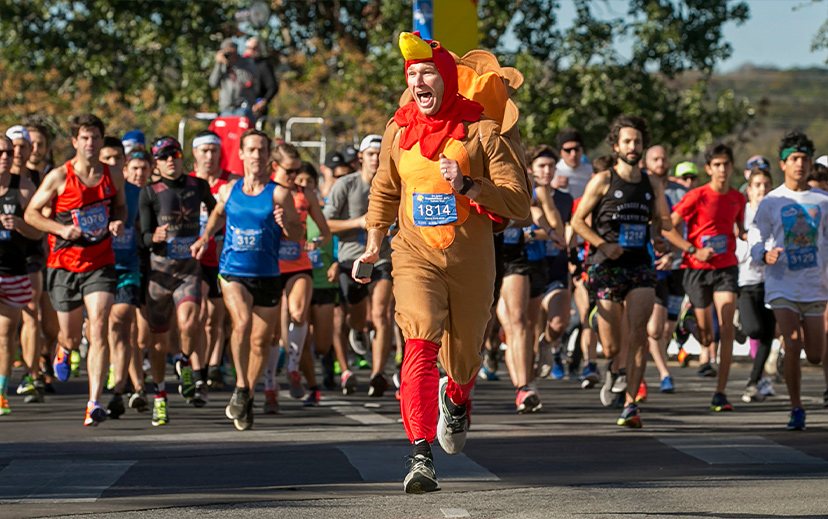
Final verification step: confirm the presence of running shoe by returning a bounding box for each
[536,334,553,379]
[676,347,690,367]
[483,347,499,375]
[303,389,321,407]
[16,375,36,396]
[206,365,224,391]
[395,351,403,369]
[354,354,371,370]
[40,354,55,383]
[333,359,342,375]
[70,350,81,378]
[129,389,148,412]
[697,362,717,378]
[176,359,196,400]
[151,397,168,426]
[611,369,627,394]
[263,390,279,414]
[53,346,72,382]
[392,370,402,389]
[234,396,254,431]
[24,379,46,403]
[349,329,370,355]
[436,376,469,455]
[225,387,250,420]
[106,364,115,391]
[368,373,389,397]
[107,393,125,419]
[0,395,10,415]
[403,454,440,494]
[515,387,542,414]
[84,401,107,426]
[190,380,208,408]
[617,403,642,428]
[580,362,600,389]
[635,379,647,403]
[710,392,733,412]
[478,364,499,381]
[741,383,762,403]
[600,366,617,407]
[550,351,565,380]
[341,370,357,395]
[758,376,776,397]
[787,407,806,431]
[660,375,675,393]
[288,370,305,399]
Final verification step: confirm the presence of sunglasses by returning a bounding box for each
[0,150,11,157]
[561,145,582,154]
[156,149,182,161]
[281,165,302,175]
[746,158,769,170]
[680,175,698,181]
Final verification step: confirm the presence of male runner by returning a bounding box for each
[324,133,394,396]
[671,143,746,412]
[25,124,53,177]
[555,128,593,199]
[750,131,828,429]
[24,114,126,426]
[189,130,238,392]
[193,129,303,430]
[0,136,42,415]
[571,114,671,428]
[355,33,531,493]
[139,137,216,425]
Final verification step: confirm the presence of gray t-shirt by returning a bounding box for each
[664,180,689,270]
[323,172,391,265]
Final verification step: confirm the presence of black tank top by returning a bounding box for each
[143,175,213,259]
[587,168,655,269]
[0,175,30,275]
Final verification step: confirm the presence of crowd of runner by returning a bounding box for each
[2,112,828,436]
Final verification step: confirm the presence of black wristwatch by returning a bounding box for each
[458,175,475,196]
[686,245,697,256]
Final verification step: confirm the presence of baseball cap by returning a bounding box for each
[341,145,358,163]
[122,130,145,154]
[325,151,346,170]
[816,155,828,168]
[674,161,699,178]
[359,134,382,153]
[151,137,182,159]
[6,125,31,144]
[745,155,770,171]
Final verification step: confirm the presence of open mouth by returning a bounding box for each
[415,91,434,108]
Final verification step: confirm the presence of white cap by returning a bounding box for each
[359,134,382,153]
[5,125,31,144]
[816,155,828,168]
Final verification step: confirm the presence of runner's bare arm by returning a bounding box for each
[534,184,565,236]
[273,184,303,242]
[571,171,611,250]
[192,180,232,260]
[13,178,43,240]
[303,187,332,247]
[24,166,79,239]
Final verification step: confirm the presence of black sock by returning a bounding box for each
[445,393,466,416]
[192,369,202,384]
[201,368,208,381]
[413,439,432,459]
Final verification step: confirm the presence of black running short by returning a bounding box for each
[220,274,282,308]
[683,266,739,309]
[48,265,117,313]
[338,261,392,305]
[654,270,685,320]
[202,264,222,299]
[528,260,548,299]
[311,287,340,306]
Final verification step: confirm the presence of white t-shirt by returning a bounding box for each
[555,159,593,199]
[736,203,764,287]
[749,185,828,303]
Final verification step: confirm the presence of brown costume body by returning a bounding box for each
[367,117,530,384]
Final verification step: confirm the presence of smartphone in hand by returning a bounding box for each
[354,261,374,280]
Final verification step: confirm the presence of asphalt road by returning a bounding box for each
[2,358,828,519]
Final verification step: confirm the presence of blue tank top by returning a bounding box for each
[113,182,141,272]
[219,179,281,277]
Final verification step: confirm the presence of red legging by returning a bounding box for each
[400,338,476,443]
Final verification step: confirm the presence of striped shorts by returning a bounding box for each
[0,274,32,308]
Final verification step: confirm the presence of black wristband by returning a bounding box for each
[458,175,475,196]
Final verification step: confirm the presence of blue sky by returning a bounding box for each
[554,0,828,71]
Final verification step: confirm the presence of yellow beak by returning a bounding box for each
[399,32,433,61]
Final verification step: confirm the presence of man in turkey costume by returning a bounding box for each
[352,32,531,493]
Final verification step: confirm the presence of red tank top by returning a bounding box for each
[278,187,312,274]
[47,160,116,273]
[192,170,231,268]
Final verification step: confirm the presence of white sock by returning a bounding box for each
[287,322,309,373]
[264,345,279,392]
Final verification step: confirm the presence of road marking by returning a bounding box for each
[0,460,135,503]
[442,508,471,518]
[339,445,499,483]
[657,435,828,465]
[323,399,397,425]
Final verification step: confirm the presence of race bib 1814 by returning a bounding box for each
[412,193,457,227]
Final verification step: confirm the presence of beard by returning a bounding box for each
[617,151,641,167]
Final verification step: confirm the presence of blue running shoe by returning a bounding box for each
[53,347,72,382]
[580,362,600,389]
[478,365,499,381]
[787,407,806,431]
[660,375,675,393]
[551,352,565,379]
[617,403,642,428]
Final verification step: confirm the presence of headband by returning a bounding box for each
[128,151,150,162]
[193,134,221,149]
[536,152,557,160]
[781,146,814,161]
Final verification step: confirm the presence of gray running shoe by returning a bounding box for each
[436,376,468,455]
[600,366,616,407]
[225,387,250,420]
[234,396,254,431]
[403,455,440,494]
[349,329,369,355]
[611,370,627,394]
